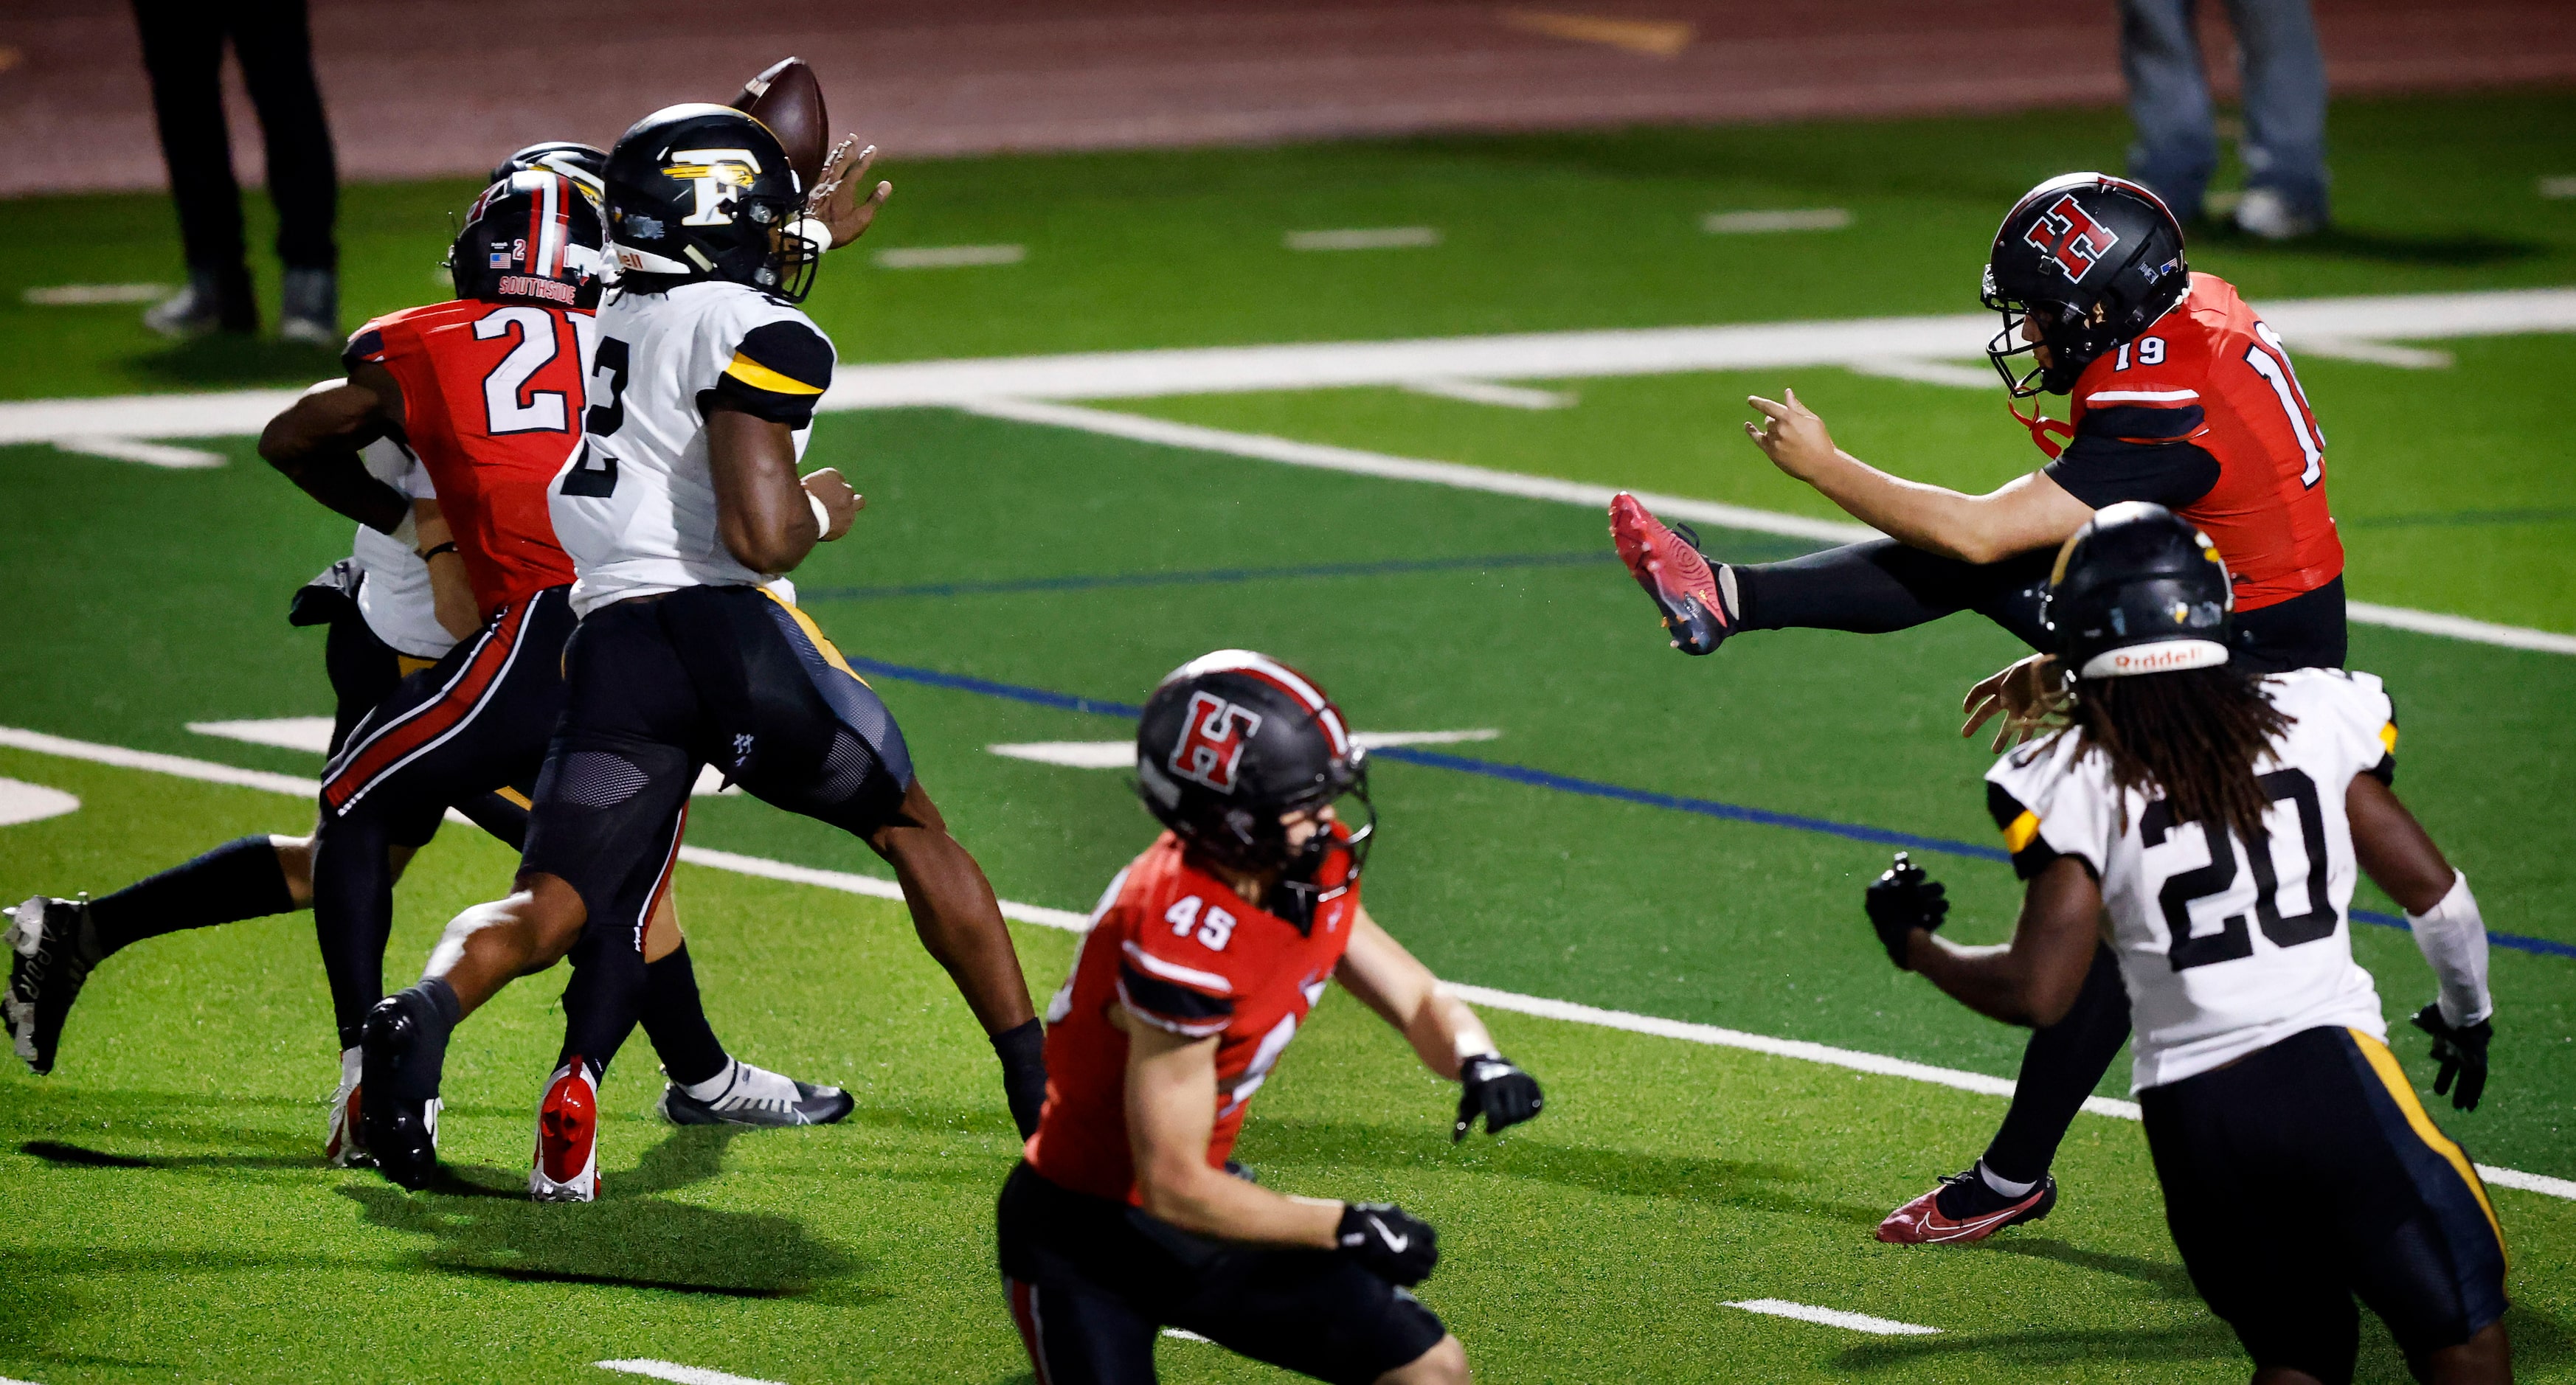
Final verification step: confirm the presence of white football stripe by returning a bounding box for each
[5,723,2572,1203]
[991,729,1500,769]
[1726,1299,1940,1336]
[595,1361,786,1385]
[189,717,336,754]
[0,777,79,827]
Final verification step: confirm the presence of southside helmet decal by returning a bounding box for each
[2024,194,2123,282]
[1168,691,1264,791]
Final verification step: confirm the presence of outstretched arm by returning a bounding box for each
[2350,772,2492,1030]
[1744,389,2094,564]
[259,367,411,534]
[1337,906,1543,1139]
[1898,855,2103,1027]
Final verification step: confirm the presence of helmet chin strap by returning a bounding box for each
[2010,398,2076,461]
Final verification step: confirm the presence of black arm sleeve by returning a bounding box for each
[2044,405,2220,510]
[699,320,834,428]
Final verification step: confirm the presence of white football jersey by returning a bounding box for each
[350,436,454,659]
[1985,669,2401,1091]
[547,279,833,617]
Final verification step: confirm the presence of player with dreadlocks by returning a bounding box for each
[1863,502,2508,1383]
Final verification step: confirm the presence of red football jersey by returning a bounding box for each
[348,299,584,617]
[2060,273,2344,611]
[1024,831,1360,1204]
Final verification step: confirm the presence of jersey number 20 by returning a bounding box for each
[2142,768,2338,971]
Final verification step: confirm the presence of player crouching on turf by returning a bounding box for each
[1866,504,2507,1384]
[1000,651,1543,1385]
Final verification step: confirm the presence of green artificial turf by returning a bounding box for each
[3,87,2573,1383]
[1,91,2571,400]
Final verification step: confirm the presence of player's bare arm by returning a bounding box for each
[1884,853,2102,1027]
[1121,1012,1346,1247]
[412,499,478,641]
[1743,387,2095,565]
[706,406,825,572]
[257,364,413,535]
[2350,770,2496,1110]
[1334,906,1492,1079]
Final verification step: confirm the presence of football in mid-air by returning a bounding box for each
[730,57,829,194]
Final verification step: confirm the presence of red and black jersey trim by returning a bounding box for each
[1116,963,1235,1035]
[2080,403,2206,441]
[342,327,387,370]
[2046,432,2221,511]
[319,595,538,815]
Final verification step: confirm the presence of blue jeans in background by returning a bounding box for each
[2119,0,2330,225]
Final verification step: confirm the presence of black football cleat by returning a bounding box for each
[359,991,449,1191]
[5,895,105,1075]
[1610,493,1734,655]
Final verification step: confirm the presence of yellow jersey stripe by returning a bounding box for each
[757,587,869,688]
[396,655,438,676]
[2002,810,2041,855]
[2379,721,2400,756]
[2347,1027,2504,1254]
[724,351,825,396]
[495,785,533,810]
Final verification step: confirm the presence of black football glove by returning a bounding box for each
[1455,1053,1543,1141]
[2410,1003,2491,1112]
[1864,851,1948,969]
[1337,1201,1438,1286]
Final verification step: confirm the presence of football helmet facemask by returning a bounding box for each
[604,103,821,302]
[1984,173,2189,397]
[1135,650,1373,928]
[445,170,606,310]
[492,140,608,213]
[2043,501,2234,681]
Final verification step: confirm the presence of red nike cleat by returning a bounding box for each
[1609,493,1731,655]
[530,1059,600,1202]
[1875,1170,2057,1244]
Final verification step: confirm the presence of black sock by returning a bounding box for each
[992,1018,1049,1139]
[315,813,398,1052]
[638,944,730,1087]
[1982,944,2131,1184]
[88,835,297,957]
[374,979,458,1100]
[558,940,648,1081]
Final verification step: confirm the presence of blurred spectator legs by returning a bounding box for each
[2119,0,2329,240]
[133,0,340,341]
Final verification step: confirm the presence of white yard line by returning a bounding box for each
[1161,1328,1213,1342]
[9,290,2569,444]
[22,282,167,305]
[0,777,80,827]
[3,723,2569,1204]
[873,244,1025,269]
[1285,227,1441,251]
[595,1361,786,1385]
[1399,377,1578,409]
[966,398,2576,655]
[1703,209,1852,234]
[54,436,224,468]
[1725,1299,1940,1336]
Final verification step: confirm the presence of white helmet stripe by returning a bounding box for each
[1174,648,1351,756]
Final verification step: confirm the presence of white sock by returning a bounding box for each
[339,1045,363,1086]
[1978,1159,2038,1199]
[682,1058,741,1103]
[1716,564,1740,621]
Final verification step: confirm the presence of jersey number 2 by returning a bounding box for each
[474,306,569,435]
[2141,768,2339,971]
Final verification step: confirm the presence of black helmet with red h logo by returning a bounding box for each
[446,170,606,310]
[1135,650,1373,918]
[1983,173,2189,397]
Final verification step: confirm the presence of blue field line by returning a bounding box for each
[802,550,1620,603]
[840,654,2576,961]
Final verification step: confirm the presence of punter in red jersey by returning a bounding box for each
[258,168,851,1193]
[1000,650,1543,1385]
[1606,173,2442,1246]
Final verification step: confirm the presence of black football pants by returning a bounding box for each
[1731,541,2349,1181]
[132,0,338,275]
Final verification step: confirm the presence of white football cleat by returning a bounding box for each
[324,1045,373,1168]
[657,1058,854,1128]
[529,1060,600,1202]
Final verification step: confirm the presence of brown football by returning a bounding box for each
[730,57,828,195]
